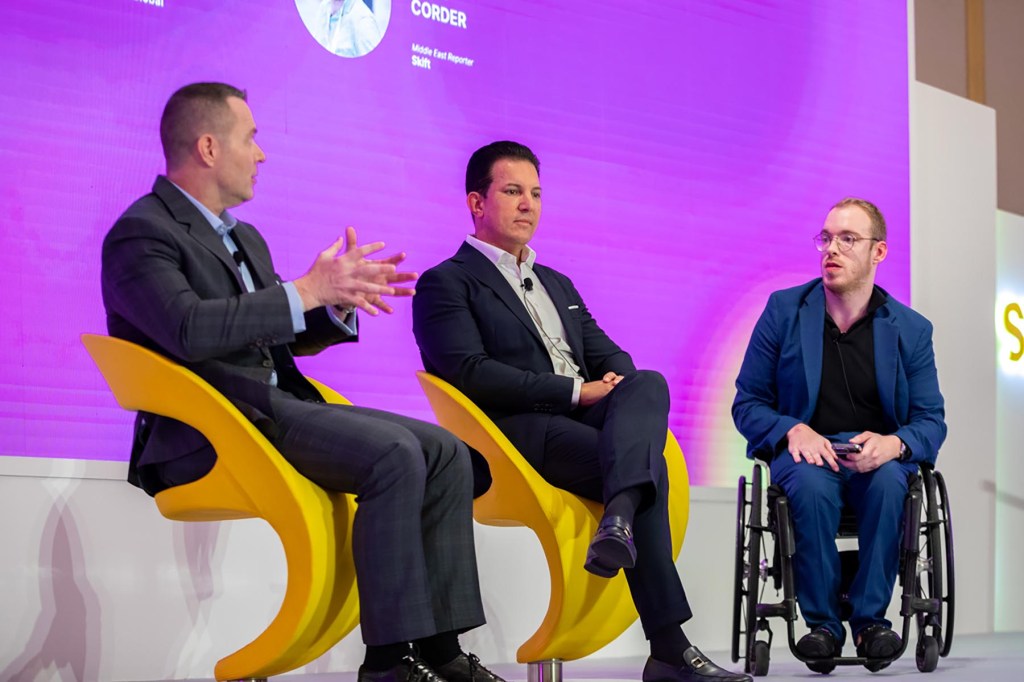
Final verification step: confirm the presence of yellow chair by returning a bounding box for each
[82,334,360,681]
[416,371,689,679]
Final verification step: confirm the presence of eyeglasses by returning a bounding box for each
[812,232,881,252]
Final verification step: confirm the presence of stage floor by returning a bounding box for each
[171,632,1022,682]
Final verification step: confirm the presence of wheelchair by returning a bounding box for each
[730,457,955,676]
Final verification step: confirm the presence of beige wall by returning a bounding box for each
[986,1,1024,217]
[916,0,1024,215]
[915,0,968,97]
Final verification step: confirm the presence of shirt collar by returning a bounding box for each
[465,234,537,269]
[169,180,238,237]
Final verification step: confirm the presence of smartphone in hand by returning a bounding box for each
[832,443,862,459]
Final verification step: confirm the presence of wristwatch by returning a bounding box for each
[898,439,911,462]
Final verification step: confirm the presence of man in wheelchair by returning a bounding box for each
[731,198,946,666]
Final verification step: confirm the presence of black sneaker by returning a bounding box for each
[797,628,839,659]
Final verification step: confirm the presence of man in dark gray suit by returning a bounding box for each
[101,82,502,682]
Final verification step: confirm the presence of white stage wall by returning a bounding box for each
[909,81,998,636]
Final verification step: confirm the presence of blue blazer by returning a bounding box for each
[732,279,946,465]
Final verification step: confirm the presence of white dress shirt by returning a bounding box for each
[465,235,584,407]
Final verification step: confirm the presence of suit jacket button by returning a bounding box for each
[262,360,274,368]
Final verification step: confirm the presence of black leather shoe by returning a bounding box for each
[358,654,447,682]
[434,652,505,682]
[642,647,752,682]
[856,624,901,659]
[584,514,636,578]
[796,628,839,659]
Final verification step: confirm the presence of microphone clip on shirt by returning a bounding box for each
[522,277,534,292]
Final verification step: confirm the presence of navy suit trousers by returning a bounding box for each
[534,370,692,637]
[770,454,917,644]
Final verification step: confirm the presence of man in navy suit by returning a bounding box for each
[413,141,750,682]
[732,198,946,666]
[102,83,504,682]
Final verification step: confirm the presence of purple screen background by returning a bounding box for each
[0,0,909,486]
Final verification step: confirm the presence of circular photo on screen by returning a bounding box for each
[296,0,391,58]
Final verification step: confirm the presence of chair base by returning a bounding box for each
[528,659,563,682]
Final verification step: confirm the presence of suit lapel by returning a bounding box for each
[152,177,246,292]
[454,242,544,344]
[799,283,826,415]
[233,226,276,290]
[874,307,899,419]
[532,265,586,365]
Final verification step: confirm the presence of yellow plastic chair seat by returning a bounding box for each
[82,334,359,680]
[416,371,689,664]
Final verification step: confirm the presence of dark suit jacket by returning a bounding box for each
[732,279,947,465]
[413,241,634,463]
[101,176,354,494]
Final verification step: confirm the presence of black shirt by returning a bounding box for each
[809,287,889,437]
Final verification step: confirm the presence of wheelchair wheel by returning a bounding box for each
[934,471,955,657]
[751,640,770,677]
[743,465,765,672]
[916,635,939,673]
[916,468,955,662]
[732,466,766,672]
[731,475,747,664]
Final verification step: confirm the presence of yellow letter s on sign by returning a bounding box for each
[1005,303,1024,361]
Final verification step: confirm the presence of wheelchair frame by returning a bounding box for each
[730,459,955,676]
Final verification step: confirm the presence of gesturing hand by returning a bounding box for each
[785,423,840,472]
[294,226,418,316]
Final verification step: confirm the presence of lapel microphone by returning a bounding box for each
[233,250,245,266]
[522,277,534,292]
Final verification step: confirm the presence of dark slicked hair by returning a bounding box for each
[832,197,887,241]
[465,141,540,195]
[160,82,247,168]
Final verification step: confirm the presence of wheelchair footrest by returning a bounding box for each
[904,596,941,615]
[756,602,790,619]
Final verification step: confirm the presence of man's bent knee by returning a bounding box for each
[363,432,428,498]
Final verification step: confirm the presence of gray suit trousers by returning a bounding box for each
[268,388,485,645]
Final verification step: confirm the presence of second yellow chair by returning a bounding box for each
[416,371,690,679]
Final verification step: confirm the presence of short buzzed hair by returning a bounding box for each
[160,82,246,168]
[465,141,540,196]
[832,197,887,241]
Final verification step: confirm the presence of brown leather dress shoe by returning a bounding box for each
[434,652,506,682]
